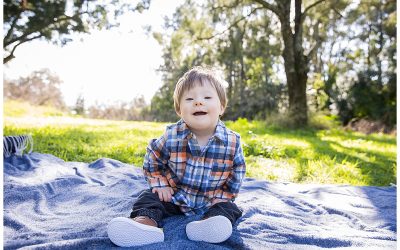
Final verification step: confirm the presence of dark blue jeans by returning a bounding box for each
[130,190,242,227]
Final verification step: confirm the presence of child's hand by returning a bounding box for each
[152,187,174,202]
[211,198,228,206]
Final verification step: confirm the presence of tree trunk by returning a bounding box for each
[278,0,308,126]
[239,30,246,118]
[377,3,383,89]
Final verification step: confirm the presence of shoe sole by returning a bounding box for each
[107,217,164,247]
[186,215,232,243]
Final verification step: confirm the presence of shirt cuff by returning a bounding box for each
[214,190,236,201]
[147,176,169,188]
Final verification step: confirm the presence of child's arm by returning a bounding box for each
[214,136,246,202]
[143,133,172,196]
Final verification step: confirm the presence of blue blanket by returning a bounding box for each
[4,153,396,249]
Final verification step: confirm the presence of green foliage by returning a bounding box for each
[151,0,286,121]
[3,0,150,63]
[323,0,397,126]
[150,0,396,128]
[346,71,396,127]
[242,139,283,159]
[308,113,341,130]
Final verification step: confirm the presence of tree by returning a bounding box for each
[74,94,85,115]
[4,68,66,108]
[210,1,284,120]
[3,0,151,64]
[343,0,396,126]
[149,1,216,121]
[151,1,285,122]
[251,0,348,126]
[316,0,396,126]
[152,0,349,125]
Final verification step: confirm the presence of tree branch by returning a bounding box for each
[332,7,344,18]
[305,20,322,58]
[195,7,262,41]
[253,0,281,17]
[4,33,43,64]
[4,11,89,47]
[294,0,302,35]
[300,0,326,26]
[303,0,326,16]
[4,11,23,43]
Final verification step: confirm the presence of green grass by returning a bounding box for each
[3,102,397,186]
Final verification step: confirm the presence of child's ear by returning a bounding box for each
[219,105,225,116]
[176,109,182,117]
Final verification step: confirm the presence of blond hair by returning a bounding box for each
[173,66,228,114]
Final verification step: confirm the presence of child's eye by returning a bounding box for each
[204,96,211,99]
[185,98,193,101]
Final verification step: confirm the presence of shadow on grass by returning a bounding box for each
[259,127,397,234]
[261,127,396,187]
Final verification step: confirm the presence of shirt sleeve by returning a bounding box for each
[217,135,246,201]
[143,132,170,189]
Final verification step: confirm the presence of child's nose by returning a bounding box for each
[195,100,203,106]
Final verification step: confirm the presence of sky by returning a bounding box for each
[3,0,184,107]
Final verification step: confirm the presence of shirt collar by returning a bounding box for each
[177,119,227,146]
[176,119,191,139]
[213,120,228,145]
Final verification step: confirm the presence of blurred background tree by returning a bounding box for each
[149,0,396,130]
[4,68,66,109]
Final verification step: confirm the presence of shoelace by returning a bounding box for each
[3,135,34,157]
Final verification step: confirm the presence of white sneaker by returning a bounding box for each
[186,215,232,243]
[107,217,164,247]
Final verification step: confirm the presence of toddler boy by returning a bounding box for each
[107,66,246,247]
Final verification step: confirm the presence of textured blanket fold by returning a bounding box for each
[3,153,396,249]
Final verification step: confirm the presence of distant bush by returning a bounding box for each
[86,96,152,121]
[4,69,66,109]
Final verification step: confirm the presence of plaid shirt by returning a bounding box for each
[143,119,246,215]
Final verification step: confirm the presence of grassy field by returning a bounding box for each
[3,101,397,186]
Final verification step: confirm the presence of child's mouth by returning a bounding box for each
[193,111,207,116]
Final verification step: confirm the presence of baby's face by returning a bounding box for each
[177,80,224,135]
